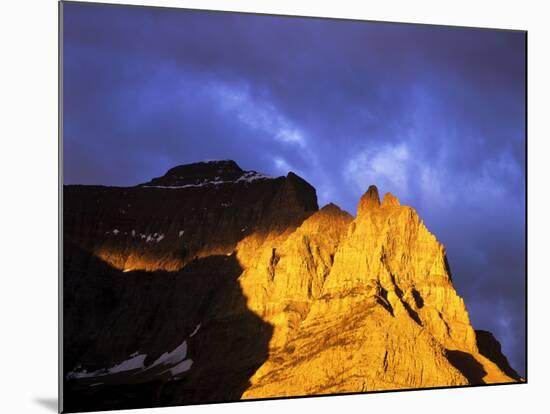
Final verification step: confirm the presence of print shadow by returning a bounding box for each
[63,243,273,412]
[33,397,58,412]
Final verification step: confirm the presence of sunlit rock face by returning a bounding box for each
[242,185,518,398]
[63,161,520,411]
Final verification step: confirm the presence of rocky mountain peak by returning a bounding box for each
[169,159,242,174]
[357,184,381,216]
[319,202,351,216]
[139,160,272,188]
[297,202,353,236]
[382,192,401,207]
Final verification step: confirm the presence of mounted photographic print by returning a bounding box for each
[60,1,527,412]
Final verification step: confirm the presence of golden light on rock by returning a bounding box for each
[233,186,520,397]
[86,184,520,398]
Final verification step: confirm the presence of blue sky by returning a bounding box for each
[63,2,526,375]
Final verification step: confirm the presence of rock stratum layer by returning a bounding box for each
[63,161,521,412]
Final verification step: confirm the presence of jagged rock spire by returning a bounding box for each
[357,185,380,216]
[382,192,400,207]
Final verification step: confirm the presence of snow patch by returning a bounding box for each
[150,341,188,369]
[67,353,146,379]
[236,171,273,183]
[151,340,194,378]
[109,354,146,374]
[166,359,193,377]
[67,339,194,381]
[189,324,201,337]
[142,171,274,189]
[141,232,166,243]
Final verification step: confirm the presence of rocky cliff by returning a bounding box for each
[64,160,317,272]
[63,161,521,412]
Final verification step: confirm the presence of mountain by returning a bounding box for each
[64,160,317,272]
[62,161,521,412]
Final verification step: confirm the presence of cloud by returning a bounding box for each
[211,82,307,148]
[273,156,292,174]
[345,143,410,197]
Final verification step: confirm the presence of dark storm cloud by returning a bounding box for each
[63,2,526,374]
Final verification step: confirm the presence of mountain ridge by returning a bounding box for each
[63,160,521,411]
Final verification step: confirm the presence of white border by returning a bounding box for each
[1,1,547,413]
